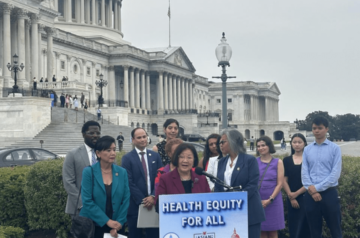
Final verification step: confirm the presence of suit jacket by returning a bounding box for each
[62,144,90,214]
[155,168,211,202]
[79,163,130,227]
[121,148,162,216]
[214,153,265,225]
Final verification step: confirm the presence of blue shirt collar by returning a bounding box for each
[313,138,330,145]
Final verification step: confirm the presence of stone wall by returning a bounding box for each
[0,97,52,139]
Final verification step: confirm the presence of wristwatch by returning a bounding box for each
[269,196,274,203]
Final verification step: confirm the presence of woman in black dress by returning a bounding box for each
[283,133,310,238]
[152,118,179,166]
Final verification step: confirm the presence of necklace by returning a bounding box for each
[101,169,111,174]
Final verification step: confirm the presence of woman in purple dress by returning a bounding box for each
[256,136,285,238]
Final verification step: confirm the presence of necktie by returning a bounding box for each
[91,150,97,165]
[140,152,147,186]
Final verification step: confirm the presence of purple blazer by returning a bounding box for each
[155,168,211,204]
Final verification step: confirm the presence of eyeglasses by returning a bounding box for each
[85,131,101,136]
[219,140,227,145]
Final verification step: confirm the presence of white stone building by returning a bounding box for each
[0,0,294,140]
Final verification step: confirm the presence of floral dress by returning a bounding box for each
[156,140,170,166]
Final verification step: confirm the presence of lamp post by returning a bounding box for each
[212,33,236,129]
[95,73,108,108]
[205,111,210,125]
[7,54,24,95]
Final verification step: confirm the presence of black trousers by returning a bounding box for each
[287,194,310,238]
[304,188,342,238]
[248,222,261,238]
[127,215,159,238]
[118,142,123,151]
[250,142,254,150]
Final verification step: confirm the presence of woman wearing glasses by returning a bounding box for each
[214,129,265,238]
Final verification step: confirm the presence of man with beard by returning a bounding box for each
[62,120,101,216]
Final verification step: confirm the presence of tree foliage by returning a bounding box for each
[295,111,360,141]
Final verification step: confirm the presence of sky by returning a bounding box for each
[122,0,360,122]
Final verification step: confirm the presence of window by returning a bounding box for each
[199,95,201,99]
[203,95,205,99]
[87,67,91,76]
[216,99,221,103]
[73,65,78,74]
[61,61,65,70]
[12,150,32,161]
[32,149,56,160]
[228,98,232,103]
[96,69,100,77]
[228,113,233,121]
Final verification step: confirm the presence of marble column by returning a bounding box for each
[173,76,177,111]
[38,25,43,80]
[146,72,151,110]
[189,80,193,109]
[108,66,115,100]
[141,70,146,109]
[114,0,118,30]
[123,65,129,104]
[168,74,173,111]
[158,71,164,110]
[85,0,90,23]
[135,69,140,108]
[181,78,185,110]
[108,0,113,28]
[30,14,39,81]
[101,0,105,26]
[264,97,269,121]
[91,62,96,100]
[164,73,168,110]
[0,16,3,73]
[66,0,72,22]
[66,55,71,79]
[129,67,134,108]
[80,0,85,23]
[95,0,99,25]
[185,79,189,110]
[75,0,80,23]
[177,77,181,110]
[3,4,12,80]
[91,0,96,25]
[17,9,27,82]
[46,27,55,82]
[239,95,244,121]
[118,1,121,31]
[25,20,31,83]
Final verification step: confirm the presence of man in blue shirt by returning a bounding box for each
[302,117,342,238]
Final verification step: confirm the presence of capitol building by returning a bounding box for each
[0,0,294,140]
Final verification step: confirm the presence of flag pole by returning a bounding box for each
[168,0,171,47]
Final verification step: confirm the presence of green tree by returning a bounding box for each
[333,114,360,141]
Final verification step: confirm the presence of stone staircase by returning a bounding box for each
[6,107,158,155]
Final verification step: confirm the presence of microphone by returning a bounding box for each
[195,167,218,181]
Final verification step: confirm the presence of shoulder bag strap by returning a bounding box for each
[258,158,273,190]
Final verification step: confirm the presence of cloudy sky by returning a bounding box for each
[122,0,360,122]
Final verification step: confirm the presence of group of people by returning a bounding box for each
[62,116,342,238]
[60,92,87,110]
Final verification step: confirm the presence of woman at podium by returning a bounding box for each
[214,129,265,238]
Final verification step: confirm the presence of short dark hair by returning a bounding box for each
[256,136,276,156]
[172,143,199,168]
[163,118,179,129]
[94,136,116,160]
[131,127,146,138]
[312,117,329,128]
[82,121,101,133]
[290,133,307,155]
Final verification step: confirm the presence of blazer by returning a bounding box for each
[121,148,162,216]
[156,168,211,202]
[214,153,265,226]
[80,163,130,227]
[62,144,90,214]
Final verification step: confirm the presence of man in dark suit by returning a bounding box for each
[121,127,162,238]
[62,120,101,216]
[60,93,65,107]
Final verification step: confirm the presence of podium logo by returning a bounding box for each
[194,232,215,238]
[163,232,180,238]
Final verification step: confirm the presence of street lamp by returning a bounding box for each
[95,73,108,108]
[205,111,210,125]
[7,54,24,95]
[212,33,236,129]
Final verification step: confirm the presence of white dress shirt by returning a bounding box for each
[84,143,94,165]
[206,156,220,191]
[224,156,238,190]
[135,147,151,195]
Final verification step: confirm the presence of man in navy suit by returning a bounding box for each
[121,127,162,238]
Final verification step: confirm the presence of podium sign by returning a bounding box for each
[159,191,248,238]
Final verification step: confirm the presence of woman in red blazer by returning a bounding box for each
[155,143,210,207]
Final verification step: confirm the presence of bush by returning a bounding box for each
[24,159,71,238]
[0,226,25,238]
[0,166,31,230]
[115,151,127,165]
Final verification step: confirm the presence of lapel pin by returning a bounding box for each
[115,173,118,176]
[149,153,152,156]
[237,167,240,171]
